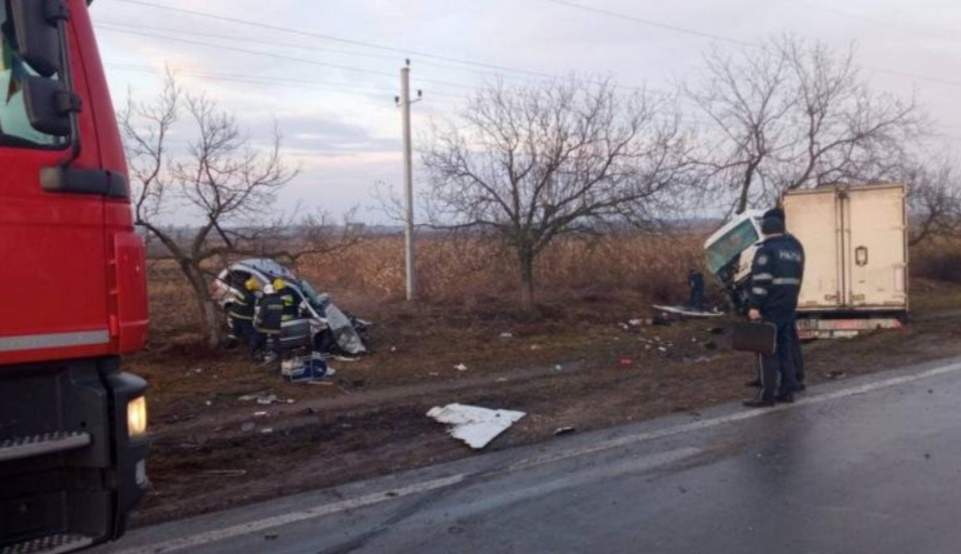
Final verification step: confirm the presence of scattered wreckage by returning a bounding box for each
[212,259,370,371]
[427,403,526,449]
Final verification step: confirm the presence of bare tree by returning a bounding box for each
[423,77,692,309]
[688,40,794,214]
[691,35,924,213]
[903,157,961,245]
[122,74,360,348]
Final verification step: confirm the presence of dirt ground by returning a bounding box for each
[129,268,961,526]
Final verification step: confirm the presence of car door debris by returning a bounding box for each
[427,403,526,449]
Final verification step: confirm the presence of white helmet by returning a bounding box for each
[263,284,276,294]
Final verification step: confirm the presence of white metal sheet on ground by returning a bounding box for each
[651,305,724,318]
[427,404,526,449]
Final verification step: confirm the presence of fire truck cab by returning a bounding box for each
[1,0,149,551]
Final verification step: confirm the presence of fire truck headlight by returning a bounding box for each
[127,396,148,438]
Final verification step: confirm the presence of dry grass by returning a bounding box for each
[145,229,957,340]
[912,238,961,283]
[295,232,706,306]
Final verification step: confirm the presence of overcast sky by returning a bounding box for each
[91,0,961,223]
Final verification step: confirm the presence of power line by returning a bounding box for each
[102,0,700,98]
[95,21,680,99]
[104,62,469,101]
[542,0,755,47]
[539,0,961,93]
[111,0,560,81]
[96,20,553,85]
[96,26,480,92]
[792,0,961,39]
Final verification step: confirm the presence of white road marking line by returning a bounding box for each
[116,359,961,553]
[510,360,961,469]
[114,475,465,554]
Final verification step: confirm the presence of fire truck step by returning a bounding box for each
[0,432,91,463]
[1,534,93,554]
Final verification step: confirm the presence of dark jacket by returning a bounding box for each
[748,233,805,322]
[228,290,257,320]
[255,293,285,333]
[278,289,300,320]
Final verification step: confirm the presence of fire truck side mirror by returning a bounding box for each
[21,75,75,136]
[9,0,67,78]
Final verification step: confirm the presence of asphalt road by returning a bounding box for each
[97,355,961,554]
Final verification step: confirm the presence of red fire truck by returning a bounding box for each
[1,0,149,551]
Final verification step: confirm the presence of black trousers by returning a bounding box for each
[790,322,805,384]
[757,318,800,401]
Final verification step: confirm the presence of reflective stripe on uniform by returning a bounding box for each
[752,287,768,295]
[752,273,773,282]
[0,330,110,353]
[772,278,801,285]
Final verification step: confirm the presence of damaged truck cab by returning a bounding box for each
[1,0,149,551]
[704,209,766,314]
[704,185,909,338]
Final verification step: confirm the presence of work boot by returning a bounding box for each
[745,379,762,388]
[775,392,795,403]
[743,398,775,408]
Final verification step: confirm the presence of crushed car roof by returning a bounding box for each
[233,258,298,280]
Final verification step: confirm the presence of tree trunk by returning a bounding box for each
[182,261,223,349]
[736,159,759,214]
[518,250,536,311]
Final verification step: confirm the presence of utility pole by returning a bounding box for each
[396,59,421,302]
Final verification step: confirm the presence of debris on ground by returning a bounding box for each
[281,354,335,383]
[499,332,514,339]
[240,422,256,432]
[825,370,847,380]
[201,469,247,477]
[553,426,576,436]
[454,363,468,372]
[256,394,280,405]
[618,357,633,367]
[426,403,526,449]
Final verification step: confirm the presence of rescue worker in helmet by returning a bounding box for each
[743,207,806,407]
[273,278,301,322]
[228,277,260,357]
[254,283,285,363]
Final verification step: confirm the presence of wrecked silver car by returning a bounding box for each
[212,258,368,355]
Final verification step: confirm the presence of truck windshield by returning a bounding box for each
[705,219,760,274]
[0,2,66,148]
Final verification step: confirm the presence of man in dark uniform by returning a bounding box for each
[254,283,285,362]
[273,278,301,322]
[228,278,260,358]
[744,208,806,407]
[687,270,705,311]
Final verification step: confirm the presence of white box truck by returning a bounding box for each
[704,183,908,338]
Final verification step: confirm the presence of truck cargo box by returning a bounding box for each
[783,184,908,315]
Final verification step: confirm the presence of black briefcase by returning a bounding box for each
[731,322,777,356]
